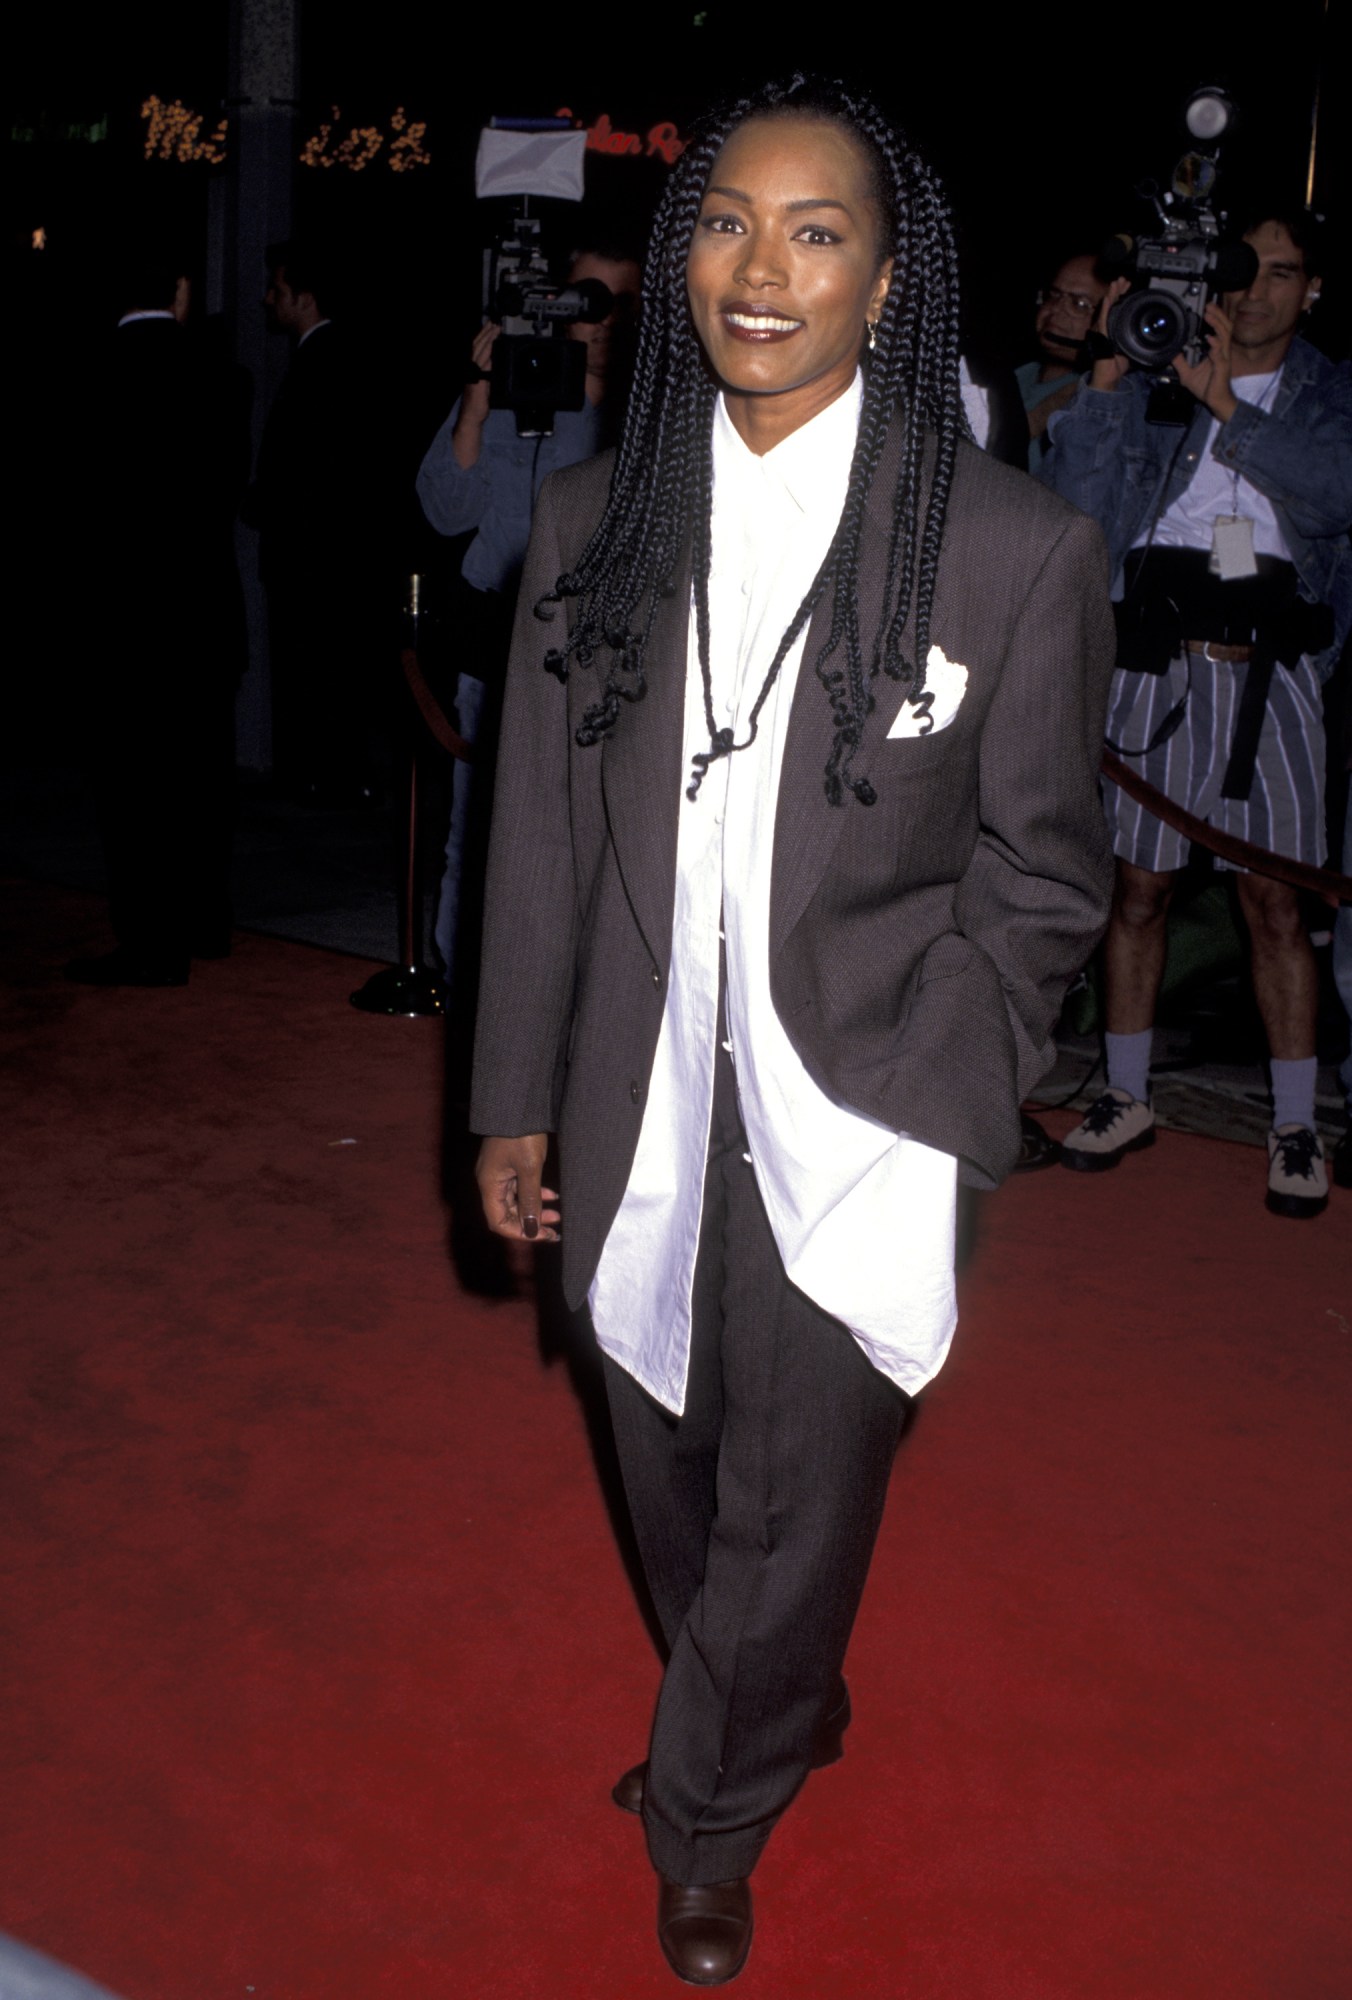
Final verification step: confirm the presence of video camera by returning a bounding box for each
[483,208,618,437]
[1099,87,1259,419]
[474,121,613,438]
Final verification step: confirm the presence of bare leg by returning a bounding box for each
[1234,873,1318,1061]
[1103,859,1180,1035]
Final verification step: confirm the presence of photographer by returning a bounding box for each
[1043,208,1351,1215]
[1016,250,1107,472]
[416,235,642,980]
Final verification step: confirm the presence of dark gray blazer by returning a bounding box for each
[470,428,1115,1310]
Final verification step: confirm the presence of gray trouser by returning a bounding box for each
[603,1031,906,1885]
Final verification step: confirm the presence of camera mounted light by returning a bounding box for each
[1184,87,1233,146]
[1172,154,1218,203]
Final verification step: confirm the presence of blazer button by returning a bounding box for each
[629,1080,643,1104]
[651,967,661,986]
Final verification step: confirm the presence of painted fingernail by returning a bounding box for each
[522,1217,539,1240]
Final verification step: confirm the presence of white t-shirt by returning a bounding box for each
[1134,368,1286,558]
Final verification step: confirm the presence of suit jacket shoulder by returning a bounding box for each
[535,449,617,566]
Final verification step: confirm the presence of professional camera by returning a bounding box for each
[1101,87,1258,400]
[483,206,618,437]
[473,121,614,438]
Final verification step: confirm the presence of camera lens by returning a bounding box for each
[1107,287,1190,369]
[1133,305,1178,353]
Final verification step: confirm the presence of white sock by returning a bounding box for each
[1105,1029,1152,1105]
[1271,1056,1317,1133]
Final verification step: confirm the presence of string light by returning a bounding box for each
[300,105,430,171]
[130,96,675,176]
[141,96,227,164]
[388,107,430,173]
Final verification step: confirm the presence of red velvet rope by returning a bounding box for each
[401,648,473,764]
[1101,751,1352,904]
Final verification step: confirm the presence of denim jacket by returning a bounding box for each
[1040,336,1352,678]
[416,398,604,596]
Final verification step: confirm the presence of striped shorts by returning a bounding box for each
[1103,652,1326,873]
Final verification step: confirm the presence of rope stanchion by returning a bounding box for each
[350,577,453,1019]
[1101,750,1352,905]
[401,647,473,764]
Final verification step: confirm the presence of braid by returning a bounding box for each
[541,74,967,807]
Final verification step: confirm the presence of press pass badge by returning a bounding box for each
[1210,515,1258,580]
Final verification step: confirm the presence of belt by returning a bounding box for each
[1180,638,1272,802]
[1185,640,1254,664]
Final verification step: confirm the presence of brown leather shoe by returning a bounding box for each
[613,1680,851,1815]
[657,1877,752,1986]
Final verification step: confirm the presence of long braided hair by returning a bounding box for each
[540,74,966,807]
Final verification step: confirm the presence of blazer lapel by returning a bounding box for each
[769,447,900,960]
[600,553,691,973]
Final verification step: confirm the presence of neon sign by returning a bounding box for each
[558,109,686,164]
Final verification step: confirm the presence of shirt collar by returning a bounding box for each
[712,372,863,519]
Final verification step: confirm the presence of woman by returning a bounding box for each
[473,76,1113,1986]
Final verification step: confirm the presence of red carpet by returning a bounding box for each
[2,877,1349,1999]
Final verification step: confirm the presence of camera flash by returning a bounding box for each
[1185,88,1233,144]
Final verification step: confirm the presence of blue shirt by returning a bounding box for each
[416,397,605,595]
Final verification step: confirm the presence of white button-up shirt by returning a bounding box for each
[589,377,958,1414]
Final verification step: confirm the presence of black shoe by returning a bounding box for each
[64,948,189,988]
[1014,1111,1060,1172]
[657,1877,752,1986]
[1332,1125,1352,1192]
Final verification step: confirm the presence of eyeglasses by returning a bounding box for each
[1036,286,1098,320]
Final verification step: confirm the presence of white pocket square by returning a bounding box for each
[887,644,968,740]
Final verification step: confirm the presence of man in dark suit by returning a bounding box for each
[252,240,393,803]
[469,81,1114,1986]
[67,243,247,986]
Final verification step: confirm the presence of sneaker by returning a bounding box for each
[1060,1088,1156,1173]
[1266,1125,1328,1218]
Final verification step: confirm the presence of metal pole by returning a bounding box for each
[350,575,447,1016]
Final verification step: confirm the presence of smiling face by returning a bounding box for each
[686,113,892,453]
[1035,254,1105,363]
[1223,221,1319,375]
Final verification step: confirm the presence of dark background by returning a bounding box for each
[6,3,1347,763]
[9,2,1348,352]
